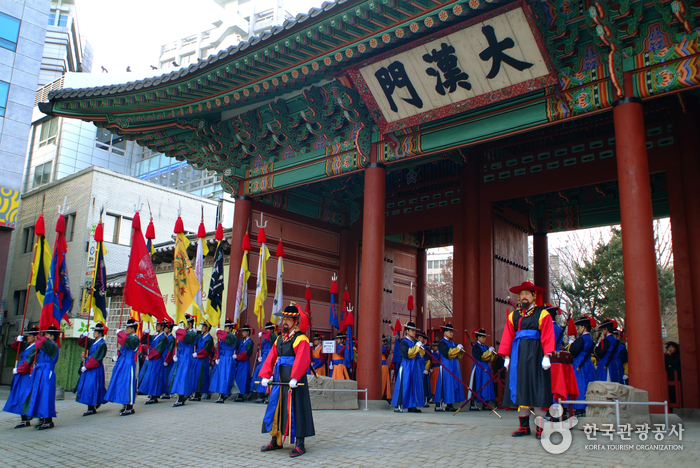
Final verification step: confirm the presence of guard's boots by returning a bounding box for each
[83,405,97,416]
[14,415,31,429]
[261,437,283,452]
[172,394,187,407]
[536,425,544,439]
[189,392,202,402]
[121,405,135,416]
[512,415,531,437]
[290,438,306,458]
[37,418,54,430]
[144,396,159,405]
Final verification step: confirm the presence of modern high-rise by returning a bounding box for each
[0,0,50,316]
[40,0,91,87]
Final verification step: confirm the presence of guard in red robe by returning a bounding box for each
[499,281,555,440]
[260,303,314,458]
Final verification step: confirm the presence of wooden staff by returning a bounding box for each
[84,207,104,356]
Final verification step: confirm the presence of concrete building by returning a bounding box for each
[0,0,50,316]
[427,247,452,283]
[6,166,218,336]
[158,0,297,70]
[40,0,91,87]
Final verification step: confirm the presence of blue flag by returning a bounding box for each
[344,325,354,368]
[329,292,340,329]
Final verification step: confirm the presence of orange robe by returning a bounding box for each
[381,344,391,399]
[311,344,326,377]
[330,344,349,380]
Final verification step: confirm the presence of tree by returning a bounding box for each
[427,257,453,317]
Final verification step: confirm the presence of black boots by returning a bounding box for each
[189,392,202,402]
[120,404,135,416]
[37,418,54,430]
[144,396,159,405]
[261,437,283,452]
[512,415,531,437]
[83,405,97,416]
[172,395,187,407]
[290,438,306,458]
[14,415,31,429]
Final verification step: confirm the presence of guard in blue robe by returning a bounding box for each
[570,316,596,416]
[613,329,629,384]
[434,323,466,412]
[391,321,425,413]
[233,324,254,401]
[26,326,61,430]
[190,322,214,401]
[468,328,496,410]
[252,322,278,401]
[139,319,169,405]
[594,319,623,383]
[3,326,39,428]
[105,318,140,415]
[416,332,431,407]
[76,322,108,416]
[162,323,176,398]
[171,315,198,407]
[211,319,240,403]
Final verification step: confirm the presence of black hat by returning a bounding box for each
[665,341,679,349]
[404,321,419,331]
[224,318,235,328]
[159,318,171,327]
[23,326,40,336]
[240,324,253,333]
[544,305,561,318]
[334,333,346,340]
[474,328,489,337]
[275,303,301,318]
[185,314,195,324]
[42,325,61,337]
[416,332,428,340]
[574,315,596,329]
[382,335,388,342]
[430,341,439,347]
[264,321,276,330]
[441,323,456,332]
[91,322,108,334]
[124,318,139,329]
[597,318,616,332]
[313,333,322,340]
[200,321,211,328]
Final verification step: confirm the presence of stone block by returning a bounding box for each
[308,375,358,410]
[577,381,650,430]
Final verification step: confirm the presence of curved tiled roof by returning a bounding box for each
[47,0,349,100]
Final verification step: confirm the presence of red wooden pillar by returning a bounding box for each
[533,232,550,304]
[357,158,385,400]
[677,95,700,407]
[226,196,253,319]
[464,158,481,335]
[339,226,350,295]
[416,248,427,330]
[613,76,667,405]
[666,165,699,408]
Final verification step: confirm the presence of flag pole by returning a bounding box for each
[84,206,104,354]
[15,195,45,368]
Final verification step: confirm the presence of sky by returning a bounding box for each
[76,0,326,75]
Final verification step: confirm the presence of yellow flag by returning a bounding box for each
[173,232,200,325]
[30,235,52,306]
[234,251,250,325]
[253,243,270,329]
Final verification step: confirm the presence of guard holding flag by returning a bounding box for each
[190,321,214,401]
[434,323,465,412]
[499,281,555,439]
[252,322,278,402]
[211,319,239,403]
[171,315,198,407]
[105,318,140,416]
[260,303,315,458]
[26,326,61,430]
[3,326,39,428]
[139,319,169,405]
[76,322,108,416]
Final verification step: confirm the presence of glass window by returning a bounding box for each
[428,274,433,282]
[33,161,52,188]
[38,119,58,147]
[103,214,118,244]
[13,290,26,316]
[118,217,132,246]
[23,226,35,253]
[95,128,111,150]
[428,260,433,269]
[0,12,21,52]
[48,12,56,25]
[57,14,67,27]
[65,213,76,242]
[0,80,8,117]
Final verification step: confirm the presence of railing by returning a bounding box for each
[35,76,65,105]
[558,398,669,432]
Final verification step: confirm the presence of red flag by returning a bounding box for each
[124,212,169,322]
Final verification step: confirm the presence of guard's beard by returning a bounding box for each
[520,299,531,309]
[282,324,290,334]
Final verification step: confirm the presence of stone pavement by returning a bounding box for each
[0,386,698,468]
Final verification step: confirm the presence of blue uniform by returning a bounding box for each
[105,332,140,405]
[594,334,623,383]
[251,332,276,393]
[138,333,168,397]
[3,343,35,415]
[391,337,425,409]
[468,342,496,403]
[26,338,59,419]
[233,337,253,395]
[164,334,176,392]
[76,338,107,407]
[570,333,596,409]
[434,338,465,406]
[170,330,197,396]
[210,332,238,396]
[192,332,213,393]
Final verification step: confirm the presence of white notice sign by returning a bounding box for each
[322,340,335,354]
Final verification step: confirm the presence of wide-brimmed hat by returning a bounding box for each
[574,315,596,328]
[509,281,545,295]
[597,318,616,332]
[159,318,171,327]
[334,333,346,340]
[416,332,428,340]
[23,326,40,336]
[544,304,561,317]
[313,333,322,340]
[441,323,457,332]
[473,328,489,337]
[263,321,276,330]
[91,322,109,334]
[404,321,419,331]
[185,314,195,324]
[239,324,253,333]
[124,318,139,329]
[224,318,235,328]
[275,303,301,318]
